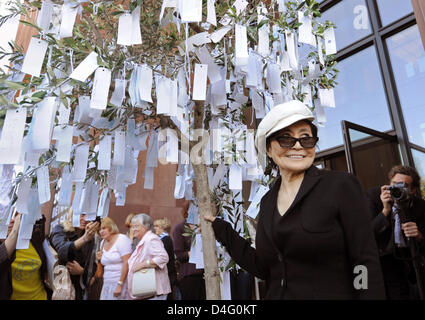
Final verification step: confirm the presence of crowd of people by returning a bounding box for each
[1,100,425,300]
[0,202,206,300]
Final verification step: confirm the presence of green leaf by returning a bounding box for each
[19,20,42,32]
[4,80,26,90]
[0,95,8,105]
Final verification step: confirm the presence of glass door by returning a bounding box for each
[342,120,401,191]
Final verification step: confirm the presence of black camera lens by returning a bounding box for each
[388,182,410,202]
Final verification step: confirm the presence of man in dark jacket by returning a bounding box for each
[49,213,99,300]
[366,165,425,299]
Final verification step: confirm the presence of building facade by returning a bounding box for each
[314,0,425,196]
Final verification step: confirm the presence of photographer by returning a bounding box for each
[366,165,425,299]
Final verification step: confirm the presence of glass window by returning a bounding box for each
[320,0,372,51]
[376,0,413,26]
[387,25,425,148]
[317,46,392,151]
[412,149,425,198]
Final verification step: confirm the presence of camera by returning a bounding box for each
[388,182,410,202]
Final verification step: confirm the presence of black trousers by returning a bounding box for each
[178,274,206,300]
[381,255,410,300]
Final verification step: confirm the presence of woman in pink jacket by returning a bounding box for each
[126,213,171,300]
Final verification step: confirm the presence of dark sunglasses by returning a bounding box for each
[274,136,319,148]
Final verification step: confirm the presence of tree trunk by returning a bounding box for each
[191,101,221,300]
[192,163,222,300]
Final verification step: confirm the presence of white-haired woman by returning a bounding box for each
[205,100,386,300]
[126,214,171,300]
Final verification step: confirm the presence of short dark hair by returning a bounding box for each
[388,165,421,192]
[265,120,318,173]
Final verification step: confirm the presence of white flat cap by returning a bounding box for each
[255,100,314,167]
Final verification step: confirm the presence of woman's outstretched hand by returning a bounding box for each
[204,215,216,223]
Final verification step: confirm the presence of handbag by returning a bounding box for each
[132,267,157,298]
[42,239,76,300]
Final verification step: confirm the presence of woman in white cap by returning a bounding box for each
[205,100,386,299]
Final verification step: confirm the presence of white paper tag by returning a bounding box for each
[207,0,217,26]
[78,180,99,214]
[246,52,259,88]
[229,163,242,190]
[55,125,73,163]
[72,181,84,214]
[285,30,298,69]
[98,135,112,170]
[97,188,110,218]
[209,26,232,43]
[298,11,316,47]
[115,189,126,206]
[57,102,71,125]
[266,63,282,94]
[16,177,32,214]
[72,144,89,182]
[59,1,79,38]
[169,79,178,117]
[37,0,54,31]
[131,6,143,45]
[143,166,154,189]
[109,79,127,107]
[36,165,50,204]
[166,128,179,164]
[0,108,27,164]
[30,96,57,152]
[69,51,99,82]
[192,64,208,101]
[179,0,202,23]
[160,0,177,22]
[177,69,188,107]
[233,0,248,15]
[75,96,92,125]
[112,130,126,166]
[146,131,158,167]
[314,98,327,123]
[300,84,312,109]
[324,27,337,55]
[196,46,222,84]
[318,88,336,108]
[235,24,249,66]
[72,212,81,227]
[252,89,265,119]
[258,25,270,57]
[117,12,133,46]
[156,76,171,115]
[246,184,269,219]
[184,32,212,52]
[245,130,257,165]
[137,65,153,103]
[21,38,48,78]
[277,0,286,13]
[90,67,111,112]
[16,238,30,250]
[189,233,204,269]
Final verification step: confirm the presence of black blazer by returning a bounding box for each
[212,165,386,299]
[160,234,177,287]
